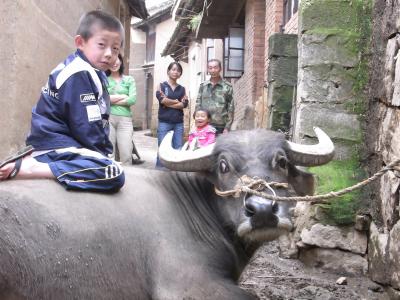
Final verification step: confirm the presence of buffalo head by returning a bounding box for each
[159,127,334,243]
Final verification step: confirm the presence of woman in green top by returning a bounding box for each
[106,54,138,165]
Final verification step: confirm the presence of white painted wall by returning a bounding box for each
[150,18,191,132]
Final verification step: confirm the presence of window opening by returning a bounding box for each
[223,27,244,78]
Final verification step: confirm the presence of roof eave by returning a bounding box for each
[196,0,246,39]
[132,5,173,29]
[126,0,149,19]
[161,0,203,60]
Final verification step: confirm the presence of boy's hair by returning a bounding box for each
[105,53,124,76]
[76,10,125,46]
[193,107,212,120]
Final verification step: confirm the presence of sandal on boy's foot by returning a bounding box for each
[0,146,35,179]
[7,157,23,179]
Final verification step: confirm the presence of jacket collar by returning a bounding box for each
[204,78,223,87]
[75,49,108,83]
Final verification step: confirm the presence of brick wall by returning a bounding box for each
[232,0,266,129]
[251,0,284,128]
[264,0,284,81]
[228,0,298,129]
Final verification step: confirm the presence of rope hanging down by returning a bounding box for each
[214,159,400,203]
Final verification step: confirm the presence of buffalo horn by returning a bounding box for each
[159,131,215,171]
[287,127,335,166]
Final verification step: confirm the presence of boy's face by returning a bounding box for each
[194,111,209,128]
[75,26,122,71]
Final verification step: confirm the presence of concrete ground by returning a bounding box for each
[131,129,158,169]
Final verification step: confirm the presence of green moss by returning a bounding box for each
[305,27,360,55]
[301,0,361,31]
[309,157,366,225]
[345,0,372,115]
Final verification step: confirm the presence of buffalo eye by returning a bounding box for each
[278,157,287,169]
[219,159,230,174]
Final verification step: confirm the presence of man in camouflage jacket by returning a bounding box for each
[195,59,234,134]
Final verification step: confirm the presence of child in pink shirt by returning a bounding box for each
[187,108,216,150]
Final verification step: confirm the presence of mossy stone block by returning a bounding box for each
[268,57,298,86]
[300,0,361,32]
[268,33,298,58]
[268,85,294,132]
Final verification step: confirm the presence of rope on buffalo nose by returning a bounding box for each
[214,175,289,198]
[214,159,400,203]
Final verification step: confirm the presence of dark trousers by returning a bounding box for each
[35,150,125,192]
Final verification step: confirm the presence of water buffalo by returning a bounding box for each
[0,128,334,299]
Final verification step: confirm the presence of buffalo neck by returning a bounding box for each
[159,171,254,280]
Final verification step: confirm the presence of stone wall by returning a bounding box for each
[285,0,377,283]
[292,0,369,160]
[288,0,400,294]
[365,0,400,295]
[266,34,298,133]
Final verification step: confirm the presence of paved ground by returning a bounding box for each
[131,129,158,169]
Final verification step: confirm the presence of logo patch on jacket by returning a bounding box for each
[86,105,102,122]
[80,93,97,103]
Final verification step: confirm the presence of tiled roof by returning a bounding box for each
[132,0,174,27]
[146,0,174,15]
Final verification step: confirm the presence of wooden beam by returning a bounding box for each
[232,0,246,23]
[200,15,233,25]
[196,24,229,39]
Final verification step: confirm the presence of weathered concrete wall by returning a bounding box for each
[266,33,297,133]
[365,0,400,294]
[0,0,130,158]
[148,18,192,136]
[130,29,147,129]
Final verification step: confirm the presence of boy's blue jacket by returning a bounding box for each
[26,50,113,156]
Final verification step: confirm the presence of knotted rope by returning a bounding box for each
[214,159,400,203]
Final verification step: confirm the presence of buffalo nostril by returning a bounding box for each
[271,201,279,214]
[245,202,256,217]
[245,197,279,227]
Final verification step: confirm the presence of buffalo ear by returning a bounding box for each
[287,164,315,196]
